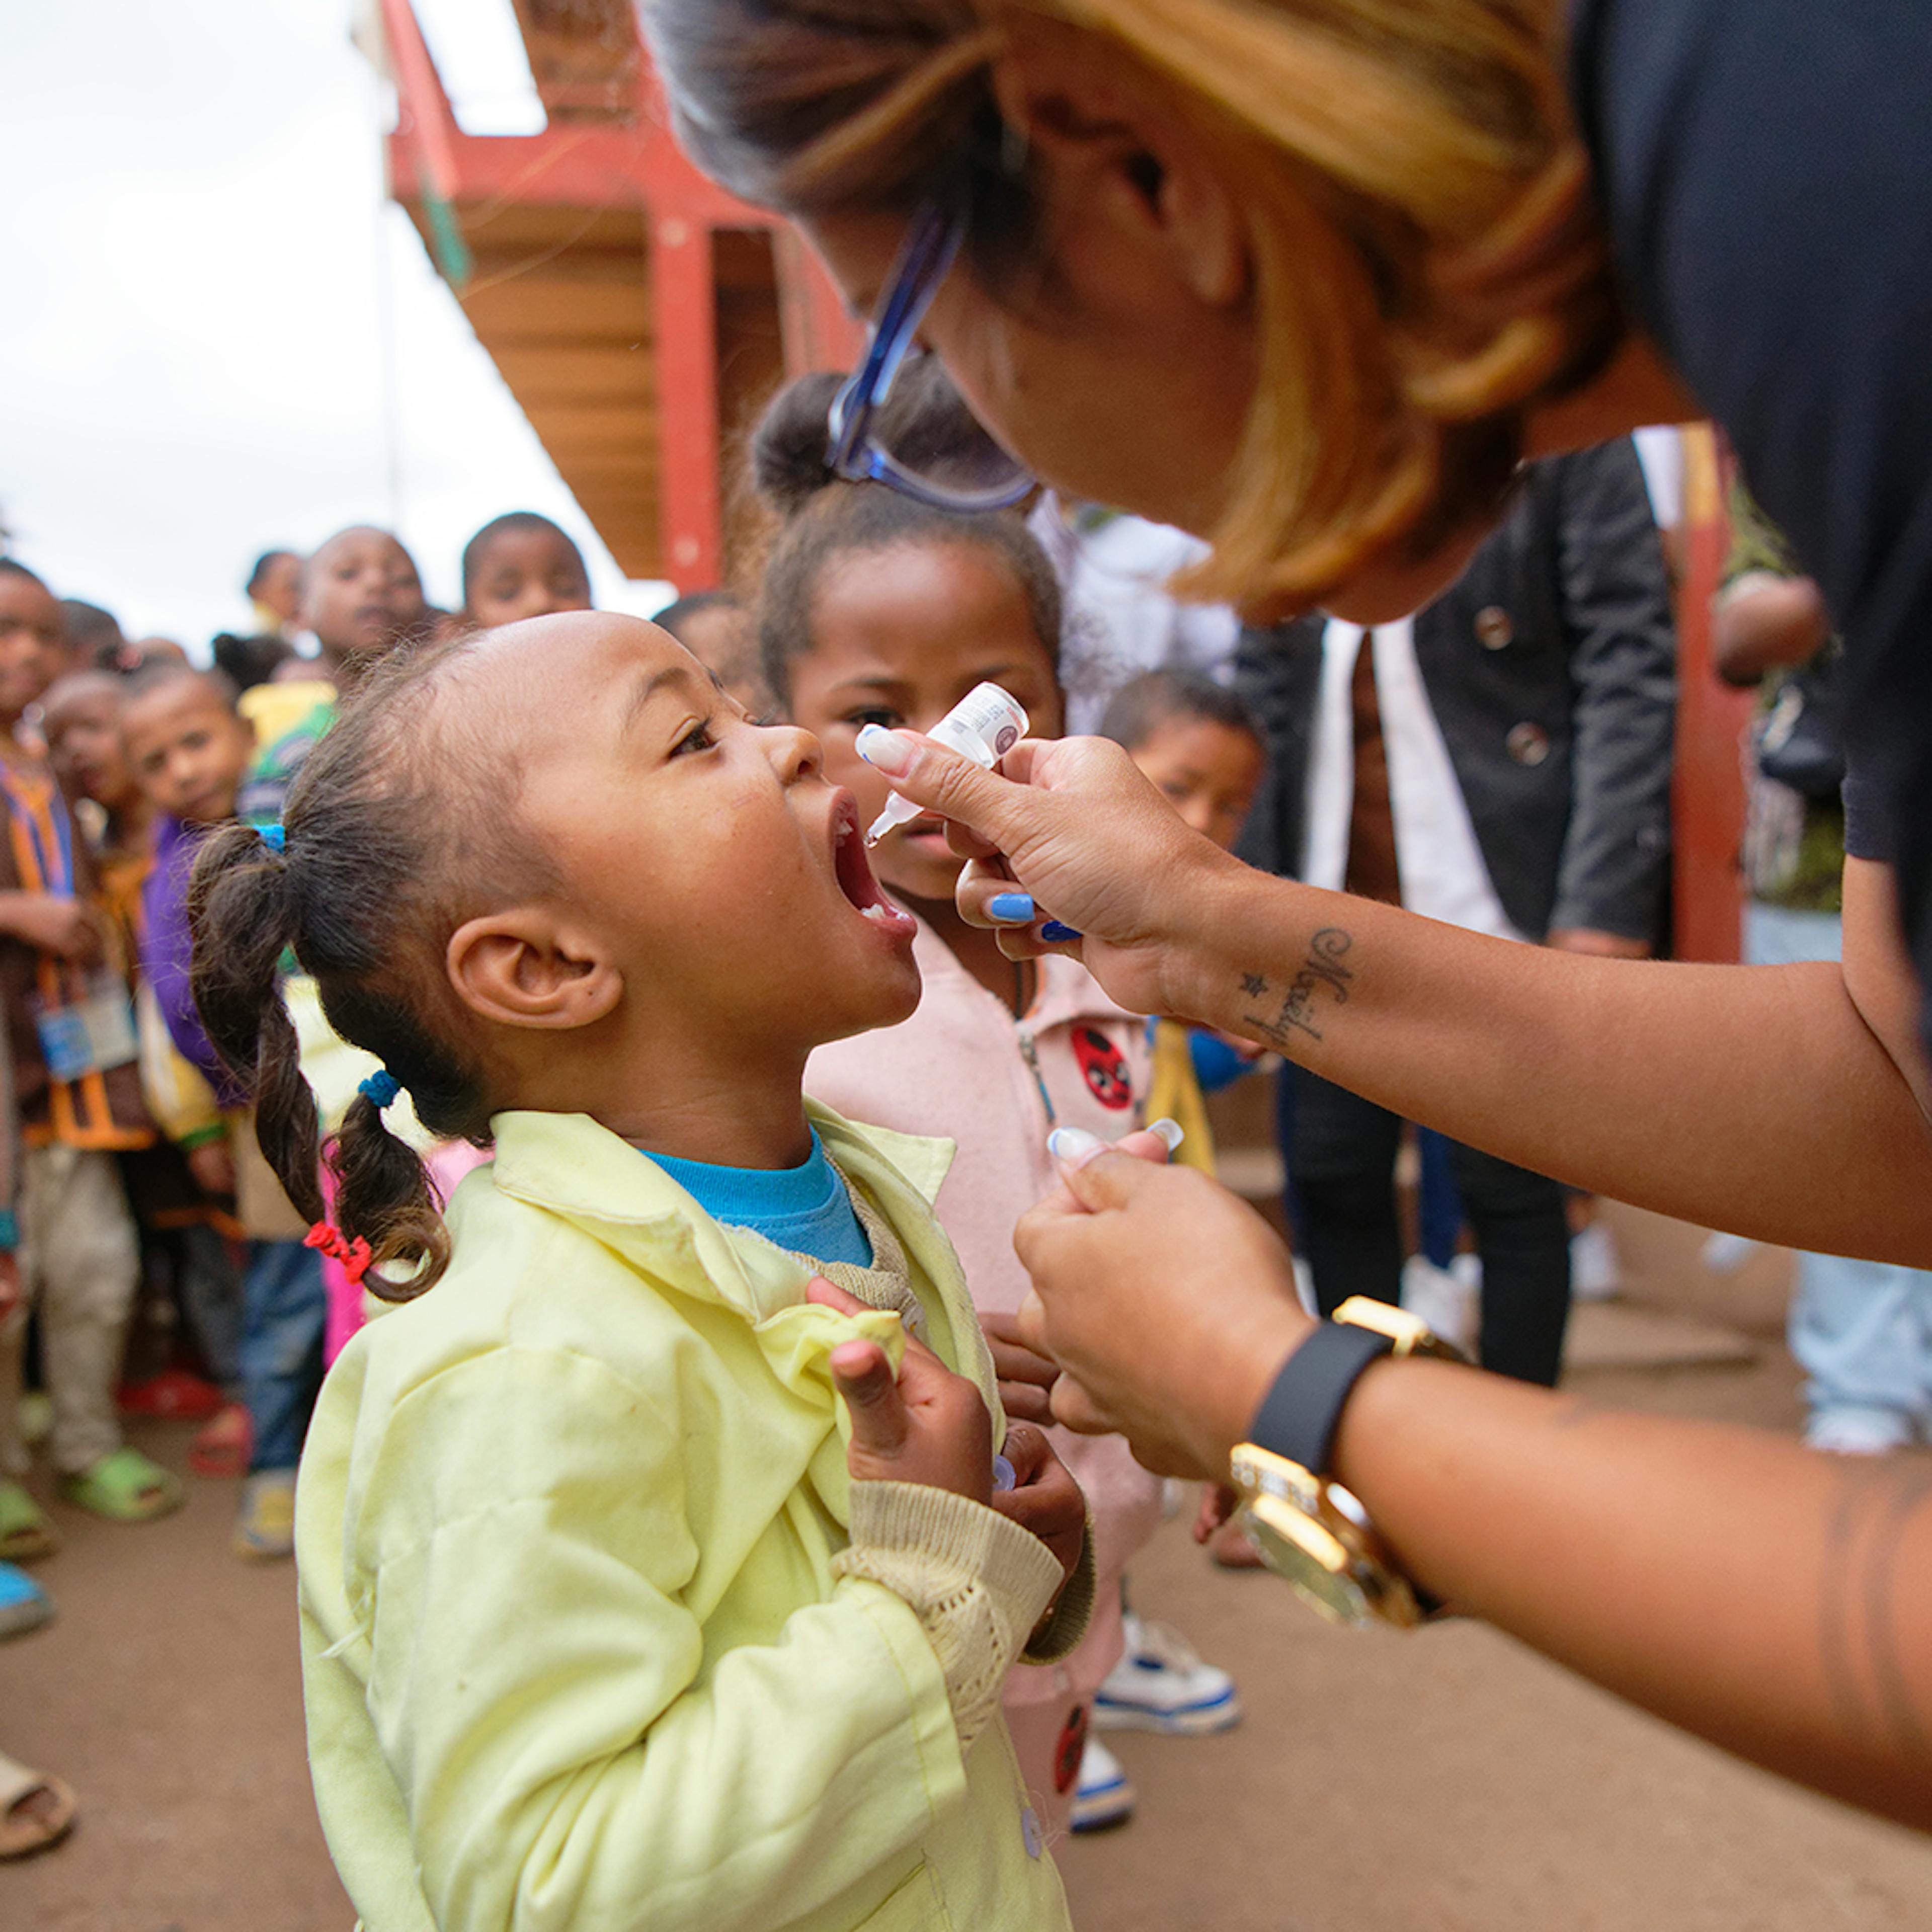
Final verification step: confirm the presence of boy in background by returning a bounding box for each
[238,526,434,827]
[41,673,153,929]
[1099,669,1267,1170]
[122,666,326,1558]
[246,550,302,640]
[459,513,592,629]
[653,590,765,713]
[43,673,247,1471]
[0,562,171,1555]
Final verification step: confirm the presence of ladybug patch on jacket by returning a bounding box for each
[1073,1027,1132,1110]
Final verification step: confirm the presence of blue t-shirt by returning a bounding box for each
[649,1130,872,1267]
[1568,0,1932,1027]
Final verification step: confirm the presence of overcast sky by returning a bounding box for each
[1,0,671,649]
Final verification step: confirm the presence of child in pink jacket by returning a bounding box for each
[749,373,1237,1836]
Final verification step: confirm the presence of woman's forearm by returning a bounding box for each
[1171,859,1932,1265]
[1336,1357,1932,1828]
[868,730,1932,1259]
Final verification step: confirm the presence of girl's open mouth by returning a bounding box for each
[832,794,918,937]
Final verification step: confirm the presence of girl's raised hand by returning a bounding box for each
[990,1420,1087,1583]
[811,1277,993,1506]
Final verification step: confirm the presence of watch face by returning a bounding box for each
[1241,1502,1377,1627]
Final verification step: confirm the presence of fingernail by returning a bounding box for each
[989,892,1036,925]
[1148,1117,1186,1153]
[1046,1126,1104,1167]
[855,723,916,777]
[1039,921,1082,943]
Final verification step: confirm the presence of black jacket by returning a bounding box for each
[1234,439,1676,945]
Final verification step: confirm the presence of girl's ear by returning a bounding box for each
[446,908,622,1032]
[989,22,1248,310]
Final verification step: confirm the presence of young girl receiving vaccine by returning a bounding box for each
[752,376,1237,1836]
[187,612,1092,1931]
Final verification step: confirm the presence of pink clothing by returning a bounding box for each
[808,914,1164,1833]
[320,1140,492,1365]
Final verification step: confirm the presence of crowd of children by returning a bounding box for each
[0,418,1286,1899]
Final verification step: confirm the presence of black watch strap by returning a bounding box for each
[1247,1319,1396,1477]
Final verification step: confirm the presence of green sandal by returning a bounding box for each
[59,1446,182,1524]
[0,1482,57,1562]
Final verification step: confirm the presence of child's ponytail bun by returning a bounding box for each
[749,362,1061,705]
[750,370,846,517]
[750,359,1003,519]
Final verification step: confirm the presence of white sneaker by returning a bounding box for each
[1805,1410,1915,1456]
[1094,1612,1241,1735]
[1070,1736,1136,1832]
[1401,1256,1480,1356]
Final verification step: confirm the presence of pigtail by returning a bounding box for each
[186,823,327,1228]
[325,1090,451,1303]
[189,818,462,1303]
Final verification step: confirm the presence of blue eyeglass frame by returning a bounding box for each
[826,203,1035,513]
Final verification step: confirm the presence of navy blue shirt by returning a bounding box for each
[1569,0,1932,1011]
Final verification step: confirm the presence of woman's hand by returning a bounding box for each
[1014,1145,1313,1481]
[811,1277,994,1506]
[855,729,1239,1021]
[990,1419,1086,1583]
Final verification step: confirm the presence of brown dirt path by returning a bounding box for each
[7,1293,1930,1929]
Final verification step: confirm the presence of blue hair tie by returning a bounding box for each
[259,824,286,853]
[359,1069,403,1109]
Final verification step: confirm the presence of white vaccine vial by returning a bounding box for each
[864,682,1030,846]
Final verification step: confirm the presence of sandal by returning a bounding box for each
[233,1469,296,1562]
[0,1751,76,1860]
[188,1402,252,1481]
[59,1445,182,1523]
[117,1368,221,1421]
[0,1482,57,1562]
[0,1562,51,1640]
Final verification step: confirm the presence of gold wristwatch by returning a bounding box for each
[1228,1296,1469,1629]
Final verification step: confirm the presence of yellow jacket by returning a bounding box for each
[296,1105,1077,1932]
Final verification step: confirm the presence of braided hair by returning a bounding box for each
[188,635,557,1299]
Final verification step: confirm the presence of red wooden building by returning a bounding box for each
[376,0,861,598]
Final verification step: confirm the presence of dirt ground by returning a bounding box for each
[7,1211,1932,1931]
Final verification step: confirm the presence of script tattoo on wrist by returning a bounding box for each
[1241,928,1354,1047]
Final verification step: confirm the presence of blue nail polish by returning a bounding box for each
[1040,921,1082,943]
[988,892,1035,924]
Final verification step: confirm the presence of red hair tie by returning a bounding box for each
[306,1222,374,1285]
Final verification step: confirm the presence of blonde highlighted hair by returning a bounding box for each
[643,0,1623,611]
